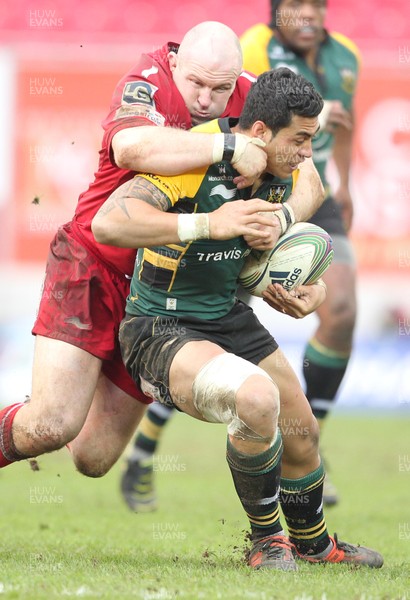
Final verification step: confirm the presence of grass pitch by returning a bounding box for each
[1,414,409,599]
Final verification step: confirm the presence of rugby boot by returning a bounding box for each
[248,535,298,571]
[120,458,157,512]
[295,533,383,568]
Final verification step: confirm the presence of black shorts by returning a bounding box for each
[309,195,346,236]
[119,300,279,408]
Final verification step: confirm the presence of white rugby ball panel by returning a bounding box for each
[239,222,334,297]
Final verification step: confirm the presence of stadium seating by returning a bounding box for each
[0,0,408,46]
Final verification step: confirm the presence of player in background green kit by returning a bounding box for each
[93,68,382,571]
[239,0,360,505]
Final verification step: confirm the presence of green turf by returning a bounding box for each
[1,414,409,599]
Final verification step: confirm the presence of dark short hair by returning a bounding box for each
[238,67,323,135]
[269,0,283,28]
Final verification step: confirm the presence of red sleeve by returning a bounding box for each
[102,43,192,167]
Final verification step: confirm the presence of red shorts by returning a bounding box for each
[32,222,152,404]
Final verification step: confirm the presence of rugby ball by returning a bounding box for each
[239,222,334,297]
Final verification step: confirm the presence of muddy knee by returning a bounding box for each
[192,353,280,444]
[72,453,112,478]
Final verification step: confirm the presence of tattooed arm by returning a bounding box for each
[93,174,283,248]
[91,176,181,248]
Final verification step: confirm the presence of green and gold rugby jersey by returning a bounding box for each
[126,118,296,320]
[241,24,360,194]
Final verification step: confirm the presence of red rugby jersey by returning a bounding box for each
[71,42,254,277]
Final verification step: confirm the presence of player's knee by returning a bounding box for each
[330,294,356,329]
[192,353,278,442]
[336,297,356,329]
[70,441,115,477]
[324,295,356,342]
[73,456,112,478]
[235,377,280,441]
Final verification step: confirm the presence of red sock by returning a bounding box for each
[0,402,25,467]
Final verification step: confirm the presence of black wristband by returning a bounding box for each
[281,203,294,227]
[222,134,236,161]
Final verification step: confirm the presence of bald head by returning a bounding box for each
[169,21,243,125]
[178,21,243,74]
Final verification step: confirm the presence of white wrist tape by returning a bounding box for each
[274,210,287,235]
[177,213,210,243]
[314,278,327,291]
[232,133,266,165]
[212,133,226,163]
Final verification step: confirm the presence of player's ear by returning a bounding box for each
[250,120,270,142]
[168,52,177,72]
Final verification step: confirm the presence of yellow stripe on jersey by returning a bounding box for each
[142,248,178,271]
[168,243,192,291]
[240,24,272,75]
[330,32,362,68]
[168,243,187,252]
[140,244,194,293]
[137,171,205,208]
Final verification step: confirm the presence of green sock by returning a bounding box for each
[280,461,331,555]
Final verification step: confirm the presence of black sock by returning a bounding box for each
[226,432,283,541]
[130,403,174,460]
[303,338,350,420]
